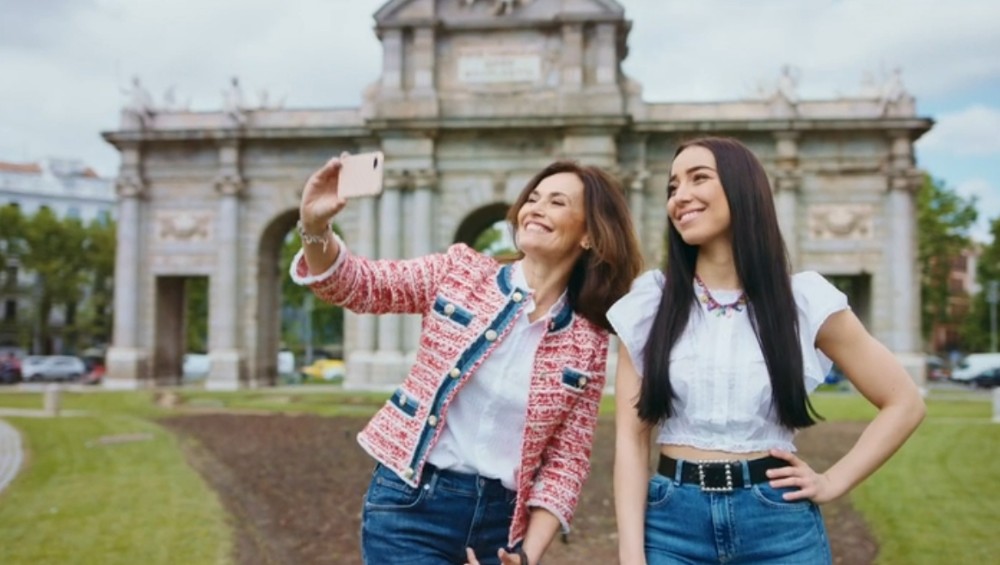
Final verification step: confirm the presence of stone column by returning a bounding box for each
[343,194,379,390]
[364,171,407,386]
[105,143,148,389]
[377,173,404,353]
[629,172,647,241]
[404,170,436,355]
[207,140,245,390]
[353,197,378,352]
[381,29,403,94]
[560,24,584,90]
[413,28,435,94]
[773,132,801,268]
[595,23,617,85]
[886,132,924,387]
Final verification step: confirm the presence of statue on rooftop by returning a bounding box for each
[222,76,247,126]
[121,76,155,129]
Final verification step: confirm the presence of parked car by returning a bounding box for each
[21,355,87,382]
[0,353,21,384]
[299,358,346,382]
[969,367,1000,388]
[951,353,1000,383]
[925,355,950,381]
[182,353,211,381]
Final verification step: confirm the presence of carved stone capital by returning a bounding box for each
[383,171,411,191]
[773,173,801,194]
[115,173,147,198]
[412,169,439,190]
[773,131,800,170]
[625,169,649,193]
[888,171,921,194]
[214,173,245,196]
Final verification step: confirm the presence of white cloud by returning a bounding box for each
[917,106,1000,156]
[1,0,999,177]
[622,0,1000,103]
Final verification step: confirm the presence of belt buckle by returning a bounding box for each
[697,460,735,493]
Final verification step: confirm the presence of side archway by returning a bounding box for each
[255,209,345,385]
[453,202,515,256]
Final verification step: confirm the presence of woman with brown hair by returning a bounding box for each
[291,156,643,565]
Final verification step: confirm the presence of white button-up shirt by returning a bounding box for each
[427,261,566,490]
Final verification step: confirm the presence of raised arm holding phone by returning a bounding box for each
[291,153,644,565]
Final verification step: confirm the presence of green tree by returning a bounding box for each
[962,216,1000,352]
[77,217,117,348]
[280,228,344,355]
[185,277,209,353]
[20,208,91,353]
[473,221,516,258]
[917,174,977,348]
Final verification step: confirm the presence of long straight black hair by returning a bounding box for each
[637,137,820,429]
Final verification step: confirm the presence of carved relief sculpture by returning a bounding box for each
[155,211,214,243]
[808,204,875,241]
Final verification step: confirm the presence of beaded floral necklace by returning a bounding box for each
[694,274,748,318]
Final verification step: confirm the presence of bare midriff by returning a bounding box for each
[661,444,771,462]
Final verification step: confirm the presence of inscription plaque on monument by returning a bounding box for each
[457,46,541,84]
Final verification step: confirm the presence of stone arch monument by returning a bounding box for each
[102,0,932,389]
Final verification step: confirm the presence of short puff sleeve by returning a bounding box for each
[606,269,664,378]
[792,271,850,391]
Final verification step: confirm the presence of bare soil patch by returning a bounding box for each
[162,415,876,564]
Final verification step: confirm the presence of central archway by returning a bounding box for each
[453,203,515,256]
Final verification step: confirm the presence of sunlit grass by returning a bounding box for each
[0,387,994,564]
[0,398,229,565]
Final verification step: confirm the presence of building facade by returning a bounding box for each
[0,159,115,223]
[0,159,116,353]
[102,0,931,390]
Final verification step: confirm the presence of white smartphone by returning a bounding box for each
[338,151,385,198]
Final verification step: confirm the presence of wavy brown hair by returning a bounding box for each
[506,161,644,332]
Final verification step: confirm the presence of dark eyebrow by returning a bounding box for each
[668,165,717,182]
[532,190,571,199]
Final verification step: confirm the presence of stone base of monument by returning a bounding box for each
[344,350,411,392]
[103,347,149,390]
[896,351,927,393]
[205,350,245,391]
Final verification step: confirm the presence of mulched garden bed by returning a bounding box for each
[162,414,876,564]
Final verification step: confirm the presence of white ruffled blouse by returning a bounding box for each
[607,270,849,453]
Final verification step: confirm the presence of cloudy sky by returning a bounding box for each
[1,0,998,238]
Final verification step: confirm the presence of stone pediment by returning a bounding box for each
[374,0,625,27]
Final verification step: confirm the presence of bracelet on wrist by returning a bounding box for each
[296,219,332,253]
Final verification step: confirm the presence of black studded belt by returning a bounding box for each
[657,455,787,492]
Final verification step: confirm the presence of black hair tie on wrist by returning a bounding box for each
[515,547,530,565]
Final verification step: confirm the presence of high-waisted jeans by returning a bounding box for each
[644,463,833,564]
[361,463,517,565]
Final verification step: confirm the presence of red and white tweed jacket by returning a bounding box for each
[292,243,609,546]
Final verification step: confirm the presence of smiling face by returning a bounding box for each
[514,171,589,262]
[667,145,732,247]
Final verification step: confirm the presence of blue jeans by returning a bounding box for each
[361,463,517,565]
[645,466,832,564]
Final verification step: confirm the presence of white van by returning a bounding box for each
[951,353,1000,382]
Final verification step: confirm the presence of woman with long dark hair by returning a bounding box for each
[610,137,925,564]
[292,156,643,565]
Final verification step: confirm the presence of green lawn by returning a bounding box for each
[0,393,230,565]
[0,388,995,565]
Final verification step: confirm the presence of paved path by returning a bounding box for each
[0,419,23,494]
